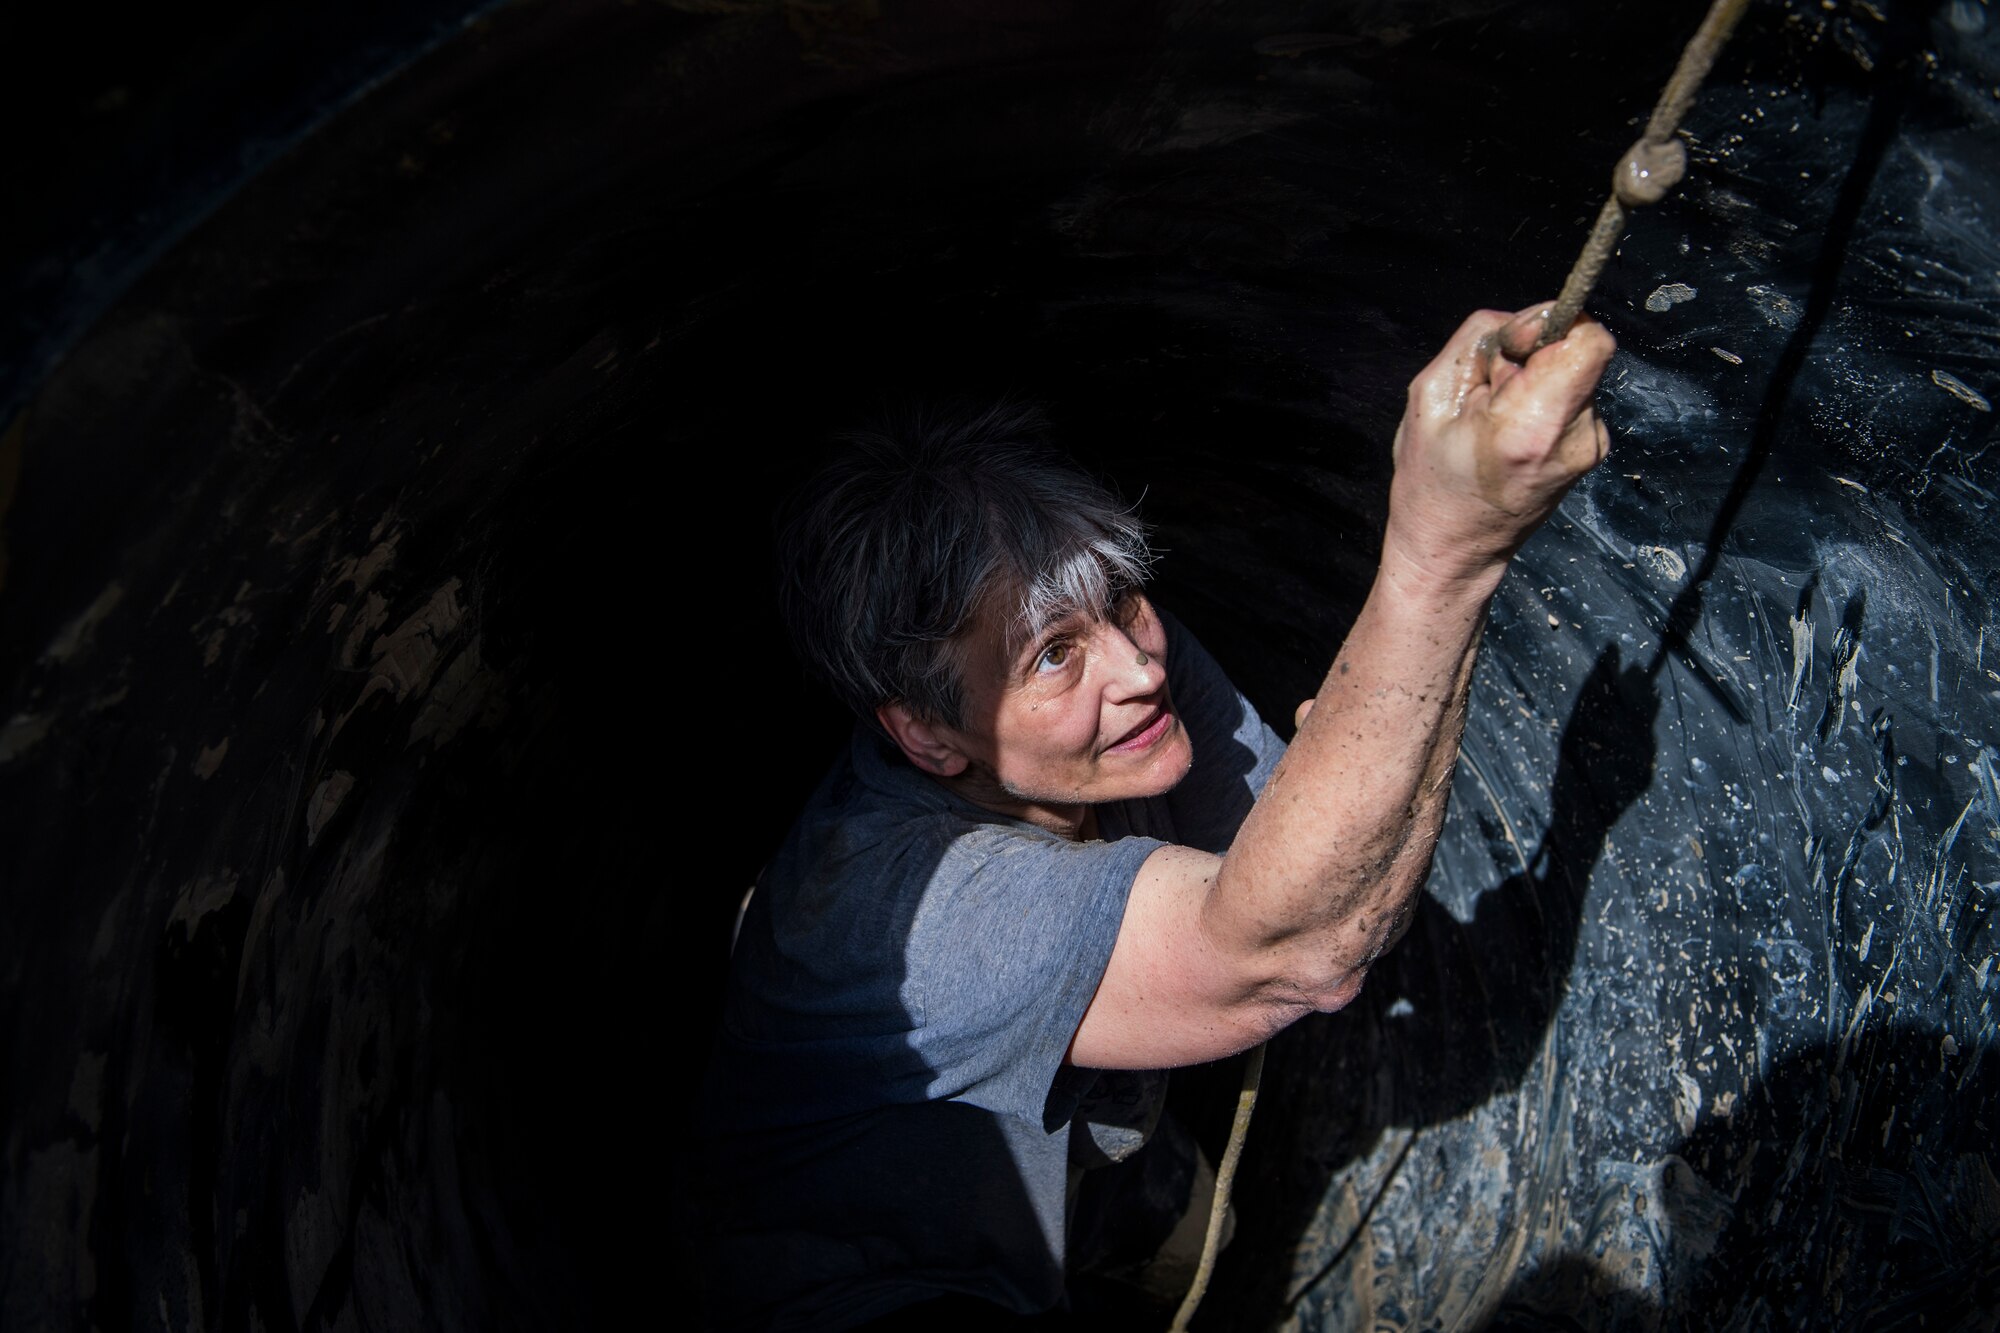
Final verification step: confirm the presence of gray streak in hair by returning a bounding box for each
[774,400,1152,728]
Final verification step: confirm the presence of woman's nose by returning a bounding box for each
[1101,623,1164,695]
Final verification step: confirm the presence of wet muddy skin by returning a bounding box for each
[3,1,1996,1329]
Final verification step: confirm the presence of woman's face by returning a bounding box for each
[935,590,1193,829]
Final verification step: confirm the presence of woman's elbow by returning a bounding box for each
[1307,968,1368,1014]
[1261,964,1367,1022]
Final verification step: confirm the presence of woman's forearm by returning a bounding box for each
[1207,554,1500,1006]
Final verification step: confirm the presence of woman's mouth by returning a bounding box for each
[1105,707,1173,754]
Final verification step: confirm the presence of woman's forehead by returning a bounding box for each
[960,583,1068,667]
[963,581,1135,675]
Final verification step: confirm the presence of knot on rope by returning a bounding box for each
[1614,137,1689,208]
[1533,0,1750,350]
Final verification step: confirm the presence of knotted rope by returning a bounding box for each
[1169,4,1750,1328]
[1533,0,1753,350]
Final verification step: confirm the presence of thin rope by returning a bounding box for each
[1538,0,1753,348]
[1168,7,1760,1320]
[1167,9,1757,1329]
[1168,1042,1264,1333]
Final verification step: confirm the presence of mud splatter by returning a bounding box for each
[1644,283,1697,313]
[0,712,52,764]
[192,738,230,779]
[45,582,125,664]
[306,772,354,846]
[1930,369,1990,412]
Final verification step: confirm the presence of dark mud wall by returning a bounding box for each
[3,1,1996,1329]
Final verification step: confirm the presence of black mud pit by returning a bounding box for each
[2,1,1996,1329]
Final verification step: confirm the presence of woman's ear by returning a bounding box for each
[876,701,971,778]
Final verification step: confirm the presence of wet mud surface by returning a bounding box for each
[3,1,1996,1329]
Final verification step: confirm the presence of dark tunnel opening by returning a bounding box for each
[3,1,1997,1330]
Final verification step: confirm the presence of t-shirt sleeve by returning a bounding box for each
[1157,609,1288,853]
[900,822,1165,1127]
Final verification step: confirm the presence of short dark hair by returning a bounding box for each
[774,401,1152,727]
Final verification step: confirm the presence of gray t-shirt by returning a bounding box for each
[699,613,1285,1331]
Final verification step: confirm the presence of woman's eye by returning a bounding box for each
[1037,641,1072,673]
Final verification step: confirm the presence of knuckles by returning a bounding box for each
[1396,309,1615,501]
